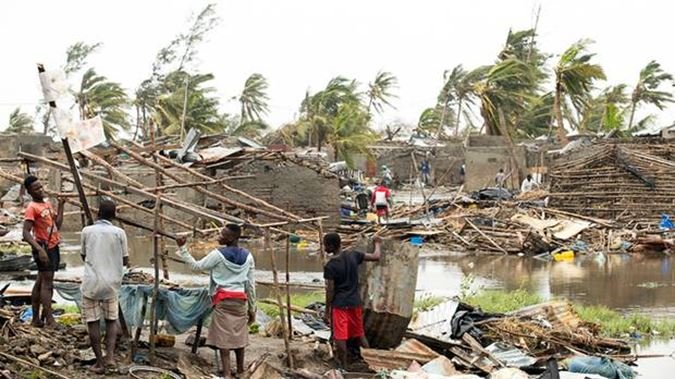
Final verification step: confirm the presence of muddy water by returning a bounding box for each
[47,233,675,317]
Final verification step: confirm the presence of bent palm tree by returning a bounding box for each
[627,60,674,129]
[239,73,269,122]
[552,40,606,143]
[366,71,398,114]
[328,103,377,167]
[76,68,131,139]
[5,108,34,134]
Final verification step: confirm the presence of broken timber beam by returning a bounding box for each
[144,175,254,192]
[18,152,237,224]
[110,142,295,222]
[153,152,302,221]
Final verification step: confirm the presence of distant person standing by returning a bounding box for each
[22,175,64,328]
[420,153,432,186]
[371,181,392,224]
[495,168,506,188]
[80,199,128,374]
[323,233,382,368]
[521,174,538,193]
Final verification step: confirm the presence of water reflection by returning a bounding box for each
[53,234,675,317]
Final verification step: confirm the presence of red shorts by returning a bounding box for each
[331,306,364,340]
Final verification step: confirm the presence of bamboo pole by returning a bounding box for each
[19,152,236,224]
[144,175,254,192]
[285,228,293,339]
[111,142,294,222]
[60,176,195,231]
[464,218,508,255]
[318,219,326,265]
[152,151,301,221]
[150,124,169,280]
[265,228,293,369]
[0,167,177,239]
[150,195,161,361]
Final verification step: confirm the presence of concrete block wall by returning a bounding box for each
[464,145,527,191]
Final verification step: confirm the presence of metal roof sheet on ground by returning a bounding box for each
[396,339,441,357]
[507,300,581,329]
[407,300,461,345]
[237,136,265,149]
[361,348,439,371]
[197,146,243,164]
[483,342,537,368]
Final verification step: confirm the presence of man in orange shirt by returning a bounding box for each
[22,175,65,328]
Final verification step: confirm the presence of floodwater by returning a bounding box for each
[3,233,675,376]
[10,232,675,318]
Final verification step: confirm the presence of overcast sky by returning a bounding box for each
[1,0,674,134]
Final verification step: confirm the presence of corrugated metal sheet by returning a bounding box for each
[407,300,461,345]
[361,348,438,371]
[507,300,581,329]
[360,239,418,348]
[396,339,440,357]
[198,146,242,164]
[484,342,537,368]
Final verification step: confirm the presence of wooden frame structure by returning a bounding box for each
[0,138,329,369]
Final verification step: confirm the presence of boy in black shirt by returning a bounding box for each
[323,233,382,367]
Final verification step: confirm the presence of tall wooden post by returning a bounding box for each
[150,195,161,361]
[285,229,293,339]
[37,64,93,225]
[266,228,293,369]
[149,120,169,280]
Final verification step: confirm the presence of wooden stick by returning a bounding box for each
[150,195,161,362]
[464,218,508,255]
[266,228,293,369]
[19,151,236,224]
[111,142,293,222]
[153,152,301,221]
[258,299,319,315]
[318,220,326,265]
[257,281,325,291]
[144,175,254,192]
[150,126,170,281]
[285,229,293,339]
[0,352,70,379]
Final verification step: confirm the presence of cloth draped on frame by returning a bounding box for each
[55,283,212,334]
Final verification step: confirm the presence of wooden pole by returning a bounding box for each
[37,64,93,225]
[285,228,293,339]
[111,142,294,222]
[150,195,161,361]
[150,121,169,280]
[19,152,235,224]
[318,220,326,265]
[266,228,293,369]
[153,152,302,221]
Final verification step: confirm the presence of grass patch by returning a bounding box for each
[574,304,675,338]
[54,304,79,314]
[414,294,446,312]
[464,289,542,313]
[464,288,675,338]
[258,292,324,317]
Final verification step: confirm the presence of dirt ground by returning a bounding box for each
[0,323,334,379]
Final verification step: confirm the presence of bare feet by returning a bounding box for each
[89,363,105,375]
[103,355,116,368]
[30,319,44,328]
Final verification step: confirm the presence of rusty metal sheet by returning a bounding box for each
[483,342,537,368]
[396,338,440,357]
[361,348,437,371]
[507,300,581,329]
[407,299,461,345]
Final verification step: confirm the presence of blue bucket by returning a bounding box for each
[410,236,424,246]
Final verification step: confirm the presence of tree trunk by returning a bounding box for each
[436,99,449,139]
[454,98,463,137]
[553,79,568,144]
[627,100,637,131]
[42,108,52,135]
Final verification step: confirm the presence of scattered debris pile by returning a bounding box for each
[549,141,675,222]
[362,299,634,378]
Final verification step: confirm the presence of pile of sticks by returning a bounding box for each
[549,142,675,221]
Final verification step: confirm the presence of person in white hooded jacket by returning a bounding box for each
[176,224,255,379]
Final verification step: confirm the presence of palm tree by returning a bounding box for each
[552,40,606,143]
[417,107,445,136]
[627,60,674,129]
[155,71,225,135]
[75,68,131,139]
[438,65,481,137]
[472,59,537,136]
[238,73,270,132]
[327,103,378,167]
[366,71,398,114]
[4,108,34,134]
[579,85,628,134]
